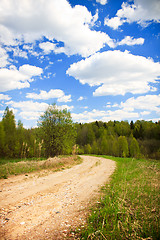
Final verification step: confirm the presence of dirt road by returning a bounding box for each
[0,156,116,239]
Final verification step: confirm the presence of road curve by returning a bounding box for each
[0,155,116,239]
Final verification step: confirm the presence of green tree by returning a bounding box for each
[0,121,5,156]
[91,140,99,154]
[100,135,109,155]
[86,125,95,145]
[2,107,16,158]
[15,120,25,158]
[112,137,119,157]
[84,144,92,154]
[115,121,131,137]
[118,136,129,157]
[129,137,140,158]
[39,104,76,157]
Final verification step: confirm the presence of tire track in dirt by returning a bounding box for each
[0,156,116,239]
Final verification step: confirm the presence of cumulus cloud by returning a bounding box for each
[104,0,160,29]
[6,100,74,120]
[78,96,85,101]
[119,94,160,113]
[12,46,28,59]
[117,36,144,46]
[0,46,9,67]
[0,64,43,92]
[0,0,115,57]
[67,50,160,96]
[39,42,65,55]
[104,17,125,30]
[6,100,49,120]
[6,100,49,112]
[96,0,108,5]
[72,108,139,123]
[26,89,72,102]
[72,94,160,123]
[0,94,11,100]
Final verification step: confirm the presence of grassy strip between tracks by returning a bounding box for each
[76,156,160,240]
[0,155,82,179]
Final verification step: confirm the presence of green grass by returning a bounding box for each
[0,155,82,179]
[77,156,160,240]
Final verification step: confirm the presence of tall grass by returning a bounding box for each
[0,156,82,179]
[78,156,160,240]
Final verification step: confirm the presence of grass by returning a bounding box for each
[76,156,160,240]
[0,155,82,179]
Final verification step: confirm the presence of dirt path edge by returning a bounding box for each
[0,155,116,240]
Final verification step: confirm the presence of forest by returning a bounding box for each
[0,106,160,160]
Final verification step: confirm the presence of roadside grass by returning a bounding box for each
[0,155,82,179]
[78,156,160,240]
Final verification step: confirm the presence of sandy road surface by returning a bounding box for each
[0,156,116,239]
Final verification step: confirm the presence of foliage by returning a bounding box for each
[38,104,76,157]
[0,106,159,159]
[78,156,160,240]
[129,137,140,158]
[2,107,16,158]
[118,136,129,157]
[76,120,160,159]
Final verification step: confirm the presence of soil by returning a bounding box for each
[0,156,116,239]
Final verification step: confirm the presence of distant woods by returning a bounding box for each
[76,120,160,159]
[0,106,160,159]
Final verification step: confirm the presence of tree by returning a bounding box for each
[38,104,76,157]
[129,137,140,158]
[86,125,95,145]
[99,135,109,155]
[91,140,99,154]
[130,120,134,130]
[2,107,16,157]
[115,121,131,137]
[84,144,92,154]
[0,121,5,156]
[118,136,129,158]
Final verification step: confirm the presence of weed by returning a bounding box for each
[78,156,160,240]
[0,155,82,178]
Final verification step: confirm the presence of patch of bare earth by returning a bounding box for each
[0,156,116,239]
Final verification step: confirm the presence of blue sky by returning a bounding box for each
[0,0,160,128]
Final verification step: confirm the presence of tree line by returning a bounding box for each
[0,106,160,159]
[75,120,160,159]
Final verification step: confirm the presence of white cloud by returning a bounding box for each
[26,89,72,102]
[13,47,28,59]
[0,0,115,57]
[57,94,72,103]
[140,111,150,116]
[6,100,49,112]
[6,100,74,121]
[104,17,125,30]
[104,0,160,30]
[0,46,9,67]
[6,100,49,120]
[117,36,144,46]
[67,50,160,96]
[96,0,108,5]
[78,96,85,101]
[0,93,11,100]
[119,94,160,113]
[0,64,43,92]
[19,64,43,77]
[19,111,44,120]
[39,42,65,55]
[72,108,139,123]
[57,105,74,111]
